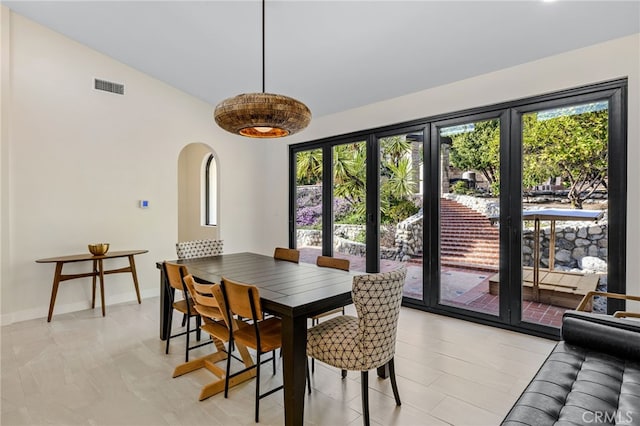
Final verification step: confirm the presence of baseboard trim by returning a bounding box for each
[0,287,159,326]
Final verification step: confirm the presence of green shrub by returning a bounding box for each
[451,180,471,195]
[385,199,420,224]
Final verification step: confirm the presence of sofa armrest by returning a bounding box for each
[562,311,640,360]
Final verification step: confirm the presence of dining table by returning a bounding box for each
[156,252,363,426]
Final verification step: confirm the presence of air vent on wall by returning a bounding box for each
[94,78,124,95]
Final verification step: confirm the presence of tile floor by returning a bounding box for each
[1,297,556,425]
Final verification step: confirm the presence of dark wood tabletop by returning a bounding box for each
[157,252,356,426]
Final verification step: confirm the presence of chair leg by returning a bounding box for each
[184,312,191,362]
[361,370,370,426]
[311,318,318,373]
[388,358,401,406]
[181,313,187,327]
[224,339,233,398]
[196,316,201,341]
[255,352,261,423]
[165,309,174,355]
[272,350,276,375]
[306,358,312,395]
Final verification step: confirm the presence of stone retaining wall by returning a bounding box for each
[298,190,608,272]
[392,213,423,261]
[523,222,608,270]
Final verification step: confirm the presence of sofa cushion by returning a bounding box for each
[502,342,640,425]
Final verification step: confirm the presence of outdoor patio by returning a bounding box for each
[299,246,566,328]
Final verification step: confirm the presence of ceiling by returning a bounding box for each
[4,1,640,118]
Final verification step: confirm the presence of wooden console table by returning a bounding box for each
[36,249,148,321]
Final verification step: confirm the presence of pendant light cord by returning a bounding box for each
[262,0,265,93]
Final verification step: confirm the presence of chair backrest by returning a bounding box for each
[273,247,300,263]
[176,239,224,260]
[220,277,263,321]
[183,275,218,314]
[210,282,232,330]
[163,261,189,292]
[352,267,407,369]
[316,255,350,271]
[183,275,228,340]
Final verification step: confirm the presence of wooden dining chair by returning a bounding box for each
[316,255,350,271]
[176,239,224,260]
[273,247,300,263]
[307,267,407,426]
[217,276,284,423]
[310,255,350,374]
[162,261,205,362]
[172,275,256,401]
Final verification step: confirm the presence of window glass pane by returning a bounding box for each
[295,149,323,264]
[439,118,500,316]
[333,142,367,272]
[521,101,609,327]
[206,154,217,226]
[378,132,423,300]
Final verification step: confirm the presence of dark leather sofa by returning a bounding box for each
[502,310,640,425]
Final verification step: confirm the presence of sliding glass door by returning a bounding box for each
[435,117,502,317]
[332,141,367,272]
[516,96,618,329]
[290,79,626,338]
[294,148,323,264]
[377,130,424,300]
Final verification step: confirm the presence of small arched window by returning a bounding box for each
[205,153,217,226]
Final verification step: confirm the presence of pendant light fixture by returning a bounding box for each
[214,0,311,138]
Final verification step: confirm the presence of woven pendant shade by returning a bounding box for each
[214,92,311,138]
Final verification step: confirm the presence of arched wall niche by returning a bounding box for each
[177,142,219,243]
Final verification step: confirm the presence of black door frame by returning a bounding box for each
[290,78,627,339]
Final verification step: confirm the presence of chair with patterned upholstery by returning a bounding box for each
[176,239,224,260]
[310,255,350,374]
[307,267,407,426]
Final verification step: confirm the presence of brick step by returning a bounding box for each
[441,236,499,244]
[441,226,498,231]
[442,222,494,227]
[440,240,500,251]
[440,239,500,250]
[441,248,499,256]
[440,228,500,241]
[440,216,491,221]
[438,198,501,269]
[441,232,499,239]
[441,254,499,265]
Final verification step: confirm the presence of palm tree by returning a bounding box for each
[296,149,322,185]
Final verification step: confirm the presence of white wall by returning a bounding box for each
[270,33,640,307]
[1,7,11,323]
[0,9,265,324]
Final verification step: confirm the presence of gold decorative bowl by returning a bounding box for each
[88,243,109,256]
